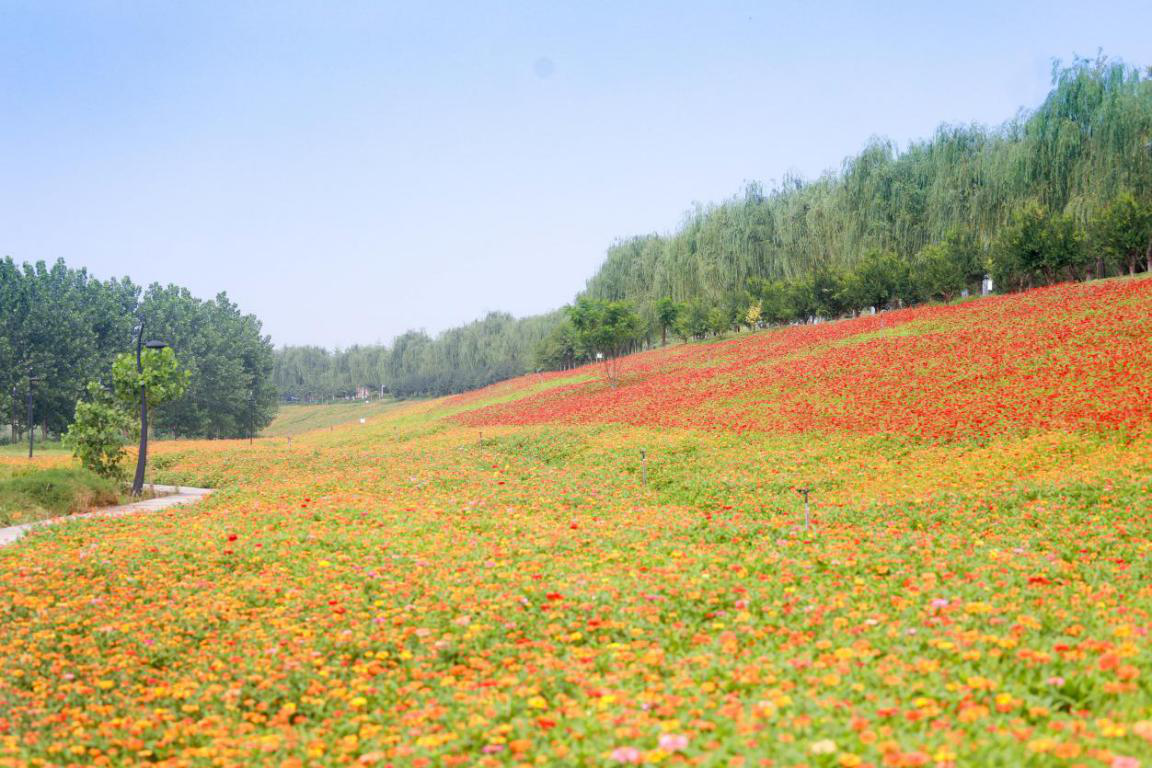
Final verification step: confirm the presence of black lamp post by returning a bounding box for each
[248,387,256,445]
[131,326,169,495]
[9,385,17,446]
[26,371,42,459]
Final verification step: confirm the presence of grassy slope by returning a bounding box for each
[260,400,403,437]
[2,277,1152,766]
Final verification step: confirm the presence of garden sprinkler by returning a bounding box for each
[641,448,647,486]
[796,487,811,533]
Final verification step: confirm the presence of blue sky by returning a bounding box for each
[2,1,1150,347]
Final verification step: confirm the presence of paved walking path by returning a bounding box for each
[0,485,214,548]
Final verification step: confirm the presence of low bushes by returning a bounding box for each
[0,467,119,527]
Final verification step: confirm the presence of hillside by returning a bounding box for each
[259,399,402,438]
[1,278,1151,766]
[272,57,1152,402]
[455,276,1152,439]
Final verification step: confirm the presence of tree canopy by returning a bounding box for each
[0,259,277,441]
[270,56,1152,400]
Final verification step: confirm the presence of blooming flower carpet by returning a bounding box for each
[2,276,1151,767]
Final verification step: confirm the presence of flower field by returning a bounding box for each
[2,277,1152,767]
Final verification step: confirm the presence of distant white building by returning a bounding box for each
[981,275,994,295]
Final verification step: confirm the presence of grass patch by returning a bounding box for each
[0,467,120,527]
[0,439,69,456]
[261,399,402,437]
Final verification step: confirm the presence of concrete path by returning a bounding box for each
[0,485,213,548]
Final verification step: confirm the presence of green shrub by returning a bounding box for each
[0,468,119,526]
[63,382,136,481]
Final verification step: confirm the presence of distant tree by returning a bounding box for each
[1046,211,1089,281]
[913,243,964,303]
[801,268,849,321]
[567,298,643,383]
[706,306,730,337]
[141,286,277,437]
[845,250,915,312]
[992,203,1087,289]
[655,297,680,346]
[1091,192,1152,275]
[675,299,710,340]
[751,279,797,325]
[534,321,583,371]
[744,302,763,329]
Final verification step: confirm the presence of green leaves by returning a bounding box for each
[991,202,1087,289]
[1090,191,1152,275]
[62,382,136,481]
[111,348,190,407]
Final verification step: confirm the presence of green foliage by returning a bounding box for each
[111,348,190,408]
[991,203,1087,289]
[913,232,983,302]
[675,299,710,340]
[582,58,1151,315]
[276,311,562,401]
[62,382,136,481]
[566,298,643,381]
[534,321,582,371]
[0,258,138,439]
[139,286,278,438]
[268,56,1152,399]
[0,259,278,441]
[840,250,913,312]
[706,305,731,336]
[1090,191,1152,275]
[655,297,680,345]
[0,467,119,527]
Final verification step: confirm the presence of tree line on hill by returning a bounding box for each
[272,311,560,401]
[274,56,1152,400]
[0,258,278,442]
[537,187,1152,368]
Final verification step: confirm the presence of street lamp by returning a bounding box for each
[9,385,17,446]
[26,372,42,459]
[131,327,169,495]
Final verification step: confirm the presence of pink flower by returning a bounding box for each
[930,598,949,608]
[1046,676,1065,687]
[611,746,643,764]
[1111,757,1140,768]
[659,733,689,752]
[481,744,505,754]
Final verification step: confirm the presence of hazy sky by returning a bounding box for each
[2,1,1150,347]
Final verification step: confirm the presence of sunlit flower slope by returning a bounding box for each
[2,276,1152,768]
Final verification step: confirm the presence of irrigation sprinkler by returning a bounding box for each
[641,448,647,486]
[796,487,811,533]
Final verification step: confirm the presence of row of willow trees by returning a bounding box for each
[539,189,1149,364]
[277,56,1152,399]
[0,258,278,441]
